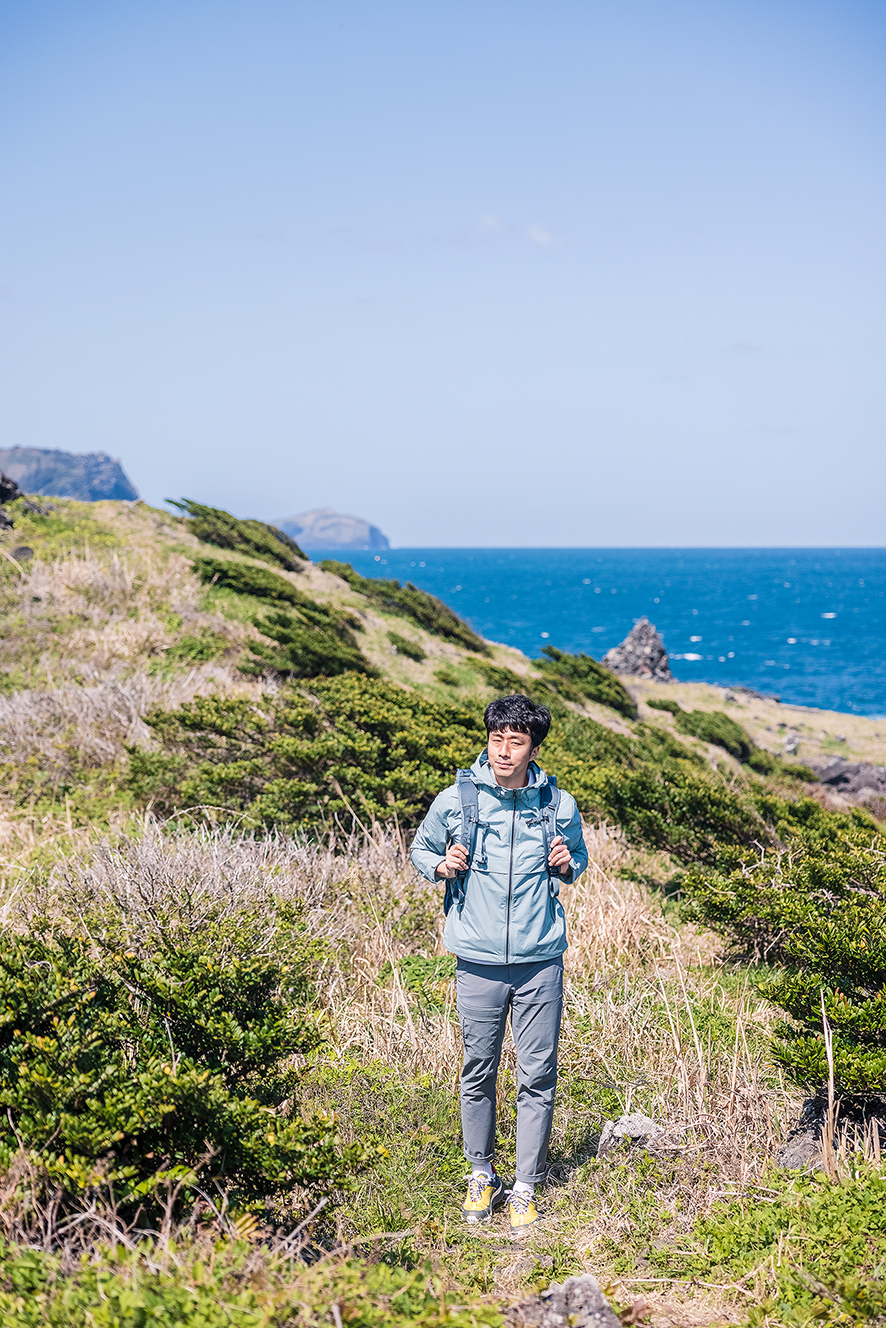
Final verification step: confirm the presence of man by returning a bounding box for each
[411,693,588,1234]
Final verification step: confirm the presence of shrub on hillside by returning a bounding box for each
[0,925,367,1221]
[130,675,487,829]
[675,708,754,761]
[320,561,488,653]
[193,555,305,603]
[646,696,681,715]
[191,557,375,677]
[131,670,769,866]
[388,630,427,662]
[682,802,886,1097]
[171,499,306,569]
[247,608,374,679]
[538,646,638,719]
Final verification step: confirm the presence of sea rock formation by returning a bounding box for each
[603,617,672,682]
[0,447,139,502]
[276,507,390,551]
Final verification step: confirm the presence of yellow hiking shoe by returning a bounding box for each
[461,1170,506,1224]
[509,1189,541,1235]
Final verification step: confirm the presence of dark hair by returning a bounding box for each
[484,693,551,748]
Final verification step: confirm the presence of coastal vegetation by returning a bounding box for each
[0,495,884,1325]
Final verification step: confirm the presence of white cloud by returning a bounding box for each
[527,224,561,247]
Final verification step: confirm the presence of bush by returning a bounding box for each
[646,696,681,715]
[474,660,524,693]
[675,708,754,761]
[682,808,886,1095]
[246,608,374,679]
[388,631,427,662]
[0,1242,504,1327]
[320,561,488,653]
[538,646,638,719]
[651,1169,886,1328]
[193,555,305,604]
[130,675,486,830]
[171,499,305,570]
[0,925,367,1221]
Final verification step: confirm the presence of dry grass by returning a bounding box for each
[1,816,881,1324]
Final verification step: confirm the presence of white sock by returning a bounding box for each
[471,1162,494,1179]
[512,1180,534,1197]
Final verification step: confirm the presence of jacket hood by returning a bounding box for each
[470,748,549,793]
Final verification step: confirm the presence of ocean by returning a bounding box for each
[313,548,886,718]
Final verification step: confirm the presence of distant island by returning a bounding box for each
[0,447,138,502]
[276,507,390,550]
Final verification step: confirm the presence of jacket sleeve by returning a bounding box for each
[410,789,455,883]
[558,792,589,885]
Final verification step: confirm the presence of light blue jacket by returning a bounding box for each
[410,751,588,965]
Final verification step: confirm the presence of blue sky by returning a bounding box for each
[1,0,884,546]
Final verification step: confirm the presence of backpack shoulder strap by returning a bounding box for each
[537,777,564,897]
[444,770,480,915]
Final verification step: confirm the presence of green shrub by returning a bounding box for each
[0,925,367,1221]
[675,708,754,761]
[0,1242,504,1327]
[193,555,305,604]
[537,646,638,719]
[434,666,460,687]
[129,675,486,830]
[320,561,488,653]
[163,628,232,663]
[171,499,305,569]
[246,607,374,679]
[388,631,427,662]
[474,660,524,692]
[650,1169,886,1328]
[682,804,886,1095]
[562,761,765,863]
[646,696,682,715]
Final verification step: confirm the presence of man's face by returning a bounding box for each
[486,727,540,788]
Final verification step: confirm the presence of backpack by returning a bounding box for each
[443,770,563,916]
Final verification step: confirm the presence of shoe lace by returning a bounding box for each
[510,1189,533,1215]
[465,1172,493,1203]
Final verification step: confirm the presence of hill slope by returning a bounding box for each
[1,496,885,1328]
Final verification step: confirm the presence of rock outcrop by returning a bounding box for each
[0,470,19,528]
[813,758,886,801]
[0,448,139,502]
[603,618,672,682]
[508,1275,621,1328]
[276,507,390,551]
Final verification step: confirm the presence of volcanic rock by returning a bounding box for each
[814,758,886,799]
[603,618,672,682]
[597,1111,663,1158]
[508,1274,621,1328]
[0,471,21,505]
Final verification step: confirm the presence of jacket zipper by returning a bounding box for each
[504,791,517,963]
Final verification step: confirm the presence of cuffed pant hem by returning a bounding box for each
[514,1170,547,1185]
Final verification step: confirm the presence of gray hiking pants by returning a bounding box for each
[455,956,563,1186]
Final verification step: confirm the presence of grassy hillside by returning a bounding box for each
[0,496,884,1328]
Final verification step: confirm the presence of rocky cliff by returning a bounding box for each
[0,447,138,502]
[276,507,389,550]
